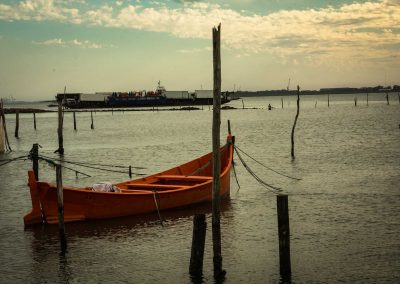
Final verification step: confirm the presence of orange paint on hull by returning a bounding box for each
[24,136,234,226]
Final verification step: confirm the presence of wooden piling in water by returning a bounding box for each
[354,97,357,107]
[367,93,369,106]
[277,194,291,276]
[55,100,64,155]
[290,86,300,159]
[15,110,19,138]
[189,214,207,277]
[56,164,67,252]
[386,92,389,105]
[0,100,12,152]
[73,112,77,131]
[241,99,244,109]
[90,111,94,129]
[211,23,225,281]
[328,94,330,107]
[32,143,39,180]
[281,98,284,109]
[33,112,37,130]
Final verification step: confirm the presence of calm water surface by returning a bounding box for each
[0,94,399,283]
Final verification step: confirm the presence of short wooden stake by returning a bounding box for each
[90,111,94,129]
[354,97,357,107]
[189,214,207,277]
[241,99,244,109]
[15,110,19,138]
[277,194,291,276]
[281,98,284,109]
[328,94,330,107]
[386,92,389,105]
[367,93,369,106]
[129,166,132,178]
[56,164,67,252]
[73,112,77,131]
[32,143,39,180]
[33,112,37,130]
[55,100,64,155]
[227,120,231,135]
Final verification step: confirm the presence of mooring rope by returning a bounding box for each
[234,145,302,181]
[234,147,282,193]
[38,154,145,169]
[152,190,164,227]
[38,154,145,176]
[231,160,241,191]
[0,155,29,167]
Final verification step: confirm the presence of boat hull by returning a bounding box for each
[24,137,233,225]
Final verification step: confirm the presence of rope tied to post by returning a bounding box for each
[233,144,302,194]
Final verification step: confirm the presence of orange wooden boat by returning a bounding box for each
[24,135,234,226]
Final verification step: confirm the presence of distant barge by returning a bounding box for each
[57,82,231,109]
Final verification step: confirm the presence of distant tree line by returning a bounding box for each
[233,85,400,97]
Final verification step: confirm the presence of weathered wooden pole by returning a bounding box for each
[15,110,19,138]
[277,194,291,276]
[56,164,67,252]
[90,111,94,129]
[241,99,244,109]
[33,112,37,130]
[0,101,12,151]
[189,214,207,278]
[55,100,64,155]
[227,120,231,135]
[290,86,300,159]
[281,98,284,109]
[328,94,330,107]
[386,92,389,105]
[354,96,357,107]
[367,93,369,106]
[73,112,77,131]
[32,143,39,180]
[129,166,132,178]
[212,23,225,281]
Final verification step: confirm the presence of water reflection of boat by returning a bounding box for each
[24,135,234,226]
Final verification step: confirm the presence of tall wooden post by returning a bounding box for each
[277,195,291,276]
[56,100,64,155]
[15,110,19,138]
[290,86,300,159]
[73,112,77,131]
[212,23,225,281]
[33,112,37,130]
[32,143,39,180]
[56,164,67,252]
[189,214,207,277]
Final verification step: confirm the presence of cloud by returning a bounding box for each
[32,38,109,48]
[1,0,400,66]
[178,46,211,53]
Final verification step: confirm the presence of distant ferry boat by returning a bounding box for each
[57,82,231,109]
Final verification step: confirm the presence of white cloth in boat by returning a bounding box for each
[92,182,120,192]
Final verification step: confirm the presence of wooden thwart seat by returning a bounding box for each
[125,183,185,190]
[156,175,212,182]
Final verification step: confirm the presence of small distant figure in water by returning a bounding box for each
[268,104,272,110]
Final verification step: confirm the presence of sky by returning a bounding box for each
[0,0,399,100]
